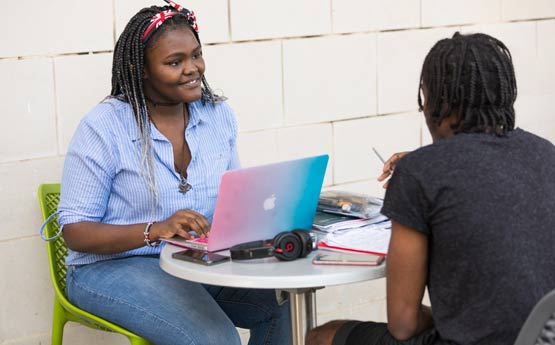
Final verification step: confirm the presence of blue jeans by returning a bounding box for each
[66,255,291,345]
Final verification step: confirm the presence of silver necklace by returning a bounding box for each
[179,174,192,193]
[177,113,192,194]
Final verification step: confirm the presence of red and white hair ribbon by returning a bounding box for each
[142,1,199,41]
[166,0,184,11]
[142,10,180,41]
[164,0,198,32]
[185,10,198,32]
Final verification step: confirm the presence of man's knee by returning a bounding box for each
[306,320,355,345]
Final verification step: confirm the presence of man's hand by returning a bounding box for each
[377,152,409,188]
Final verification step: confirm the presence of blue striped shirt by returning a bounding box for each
[58,98,240,266]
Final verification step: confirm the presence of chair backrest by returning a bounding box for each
[514,289,555,345]
[38,184,67,298]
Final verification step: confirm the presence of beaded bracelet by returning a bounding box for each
[143,222,159,248]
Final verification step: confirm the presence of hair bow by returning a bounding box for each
[142,0,198,41]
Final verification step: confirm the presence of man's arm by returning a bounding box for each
[386,219,433,340]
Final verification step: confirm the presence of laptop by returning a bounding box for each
[163,154,329,252]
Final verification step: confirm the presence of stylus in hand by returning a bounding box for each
[372,147,394,173]
[372,147,387,165]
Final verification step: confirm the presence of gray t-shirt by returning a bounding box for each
[381,128,555,345]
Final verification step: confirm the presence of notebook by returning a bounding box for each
[162,154,329,252]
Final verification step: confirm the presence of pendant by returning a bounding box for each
[179,176,192,194]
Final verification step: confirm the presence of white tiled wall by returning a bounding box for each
[1,238,52,339]
[537,20,555,94]
[204,41,283,131]
[503,0,555,20]
[515,93,555,140]
[229,0,331,41]
[277,124,334,186]
[332,0,420,33]
[54,53,113,153]
[0,58,57,163]
[377,27,459,114]
[237,129,280,168]
[2,1,555,344]
[0,158,64,241]
[421,0,502,27]
[1,0,113,58]
[283,33,377,125]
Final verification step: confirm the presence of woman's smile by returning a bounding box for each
[178,78,201,88]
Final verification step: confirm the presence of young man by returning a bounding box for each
[307,32,555,345]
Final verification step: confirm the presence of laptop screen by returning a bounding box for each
[207,154,329,252]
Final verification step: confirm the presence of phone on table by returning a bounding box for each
[172,248,230,266]
[312,251,385,266]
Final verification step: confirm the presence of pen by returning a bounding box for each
[372,147,394,173]
[372,147,386,164]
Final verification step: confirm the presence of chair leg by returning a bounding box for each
[51,299,68,345]
[129,336,152,345]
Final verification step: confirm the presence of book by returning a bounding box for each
[312,210,388,233]
[313,211,366,231]
[317,221,392,256]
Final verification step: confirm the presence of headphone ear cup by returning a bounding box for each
[273,232,302,261]
[272,232,290,247]
[272,232,291,261]
[291,229,313,258]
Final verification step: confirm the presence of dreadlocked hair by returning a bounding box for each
[418,32,517,136]
[109,5,222,209]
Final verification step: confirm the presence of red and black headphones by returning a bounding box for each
[230,230,314,261]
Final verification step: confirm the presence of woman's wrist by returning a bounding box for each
[143,222,160,247]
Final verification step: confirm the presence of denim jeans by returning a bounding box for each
[66,255,291,345]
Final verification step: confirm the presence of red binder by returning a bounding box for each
[317,241,387,257]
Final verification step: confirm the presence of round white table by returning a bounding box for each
[160,244,386,345]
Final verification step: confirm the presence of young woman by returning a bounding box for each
[57,2,291,344]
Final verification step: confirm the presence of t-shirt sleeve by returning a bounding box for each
[381,165,431,235]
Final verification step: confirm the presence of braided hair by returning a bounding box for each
[418,32,517,136]
[109,5,221,207]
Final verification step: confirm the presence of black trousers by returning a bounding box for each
[332,321,439,345]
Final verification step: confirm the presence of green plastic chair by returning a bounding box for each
[38,183,152,345]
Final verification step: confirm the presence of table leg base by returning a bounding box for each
[284,287,323,345]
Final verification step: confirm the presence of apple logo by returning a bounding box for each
[263,194,277,211]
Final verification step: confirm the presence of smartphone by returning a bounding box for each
[312,252,385,266]
[172,249,230,266]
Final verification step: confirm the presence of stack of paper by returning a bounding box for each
[313,211,389,233]
[318,221,392,256]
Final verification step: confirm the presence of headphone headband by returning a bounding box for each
[229,230,314,261]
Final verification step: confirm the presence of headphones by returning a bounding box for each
[230,229,314,261]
